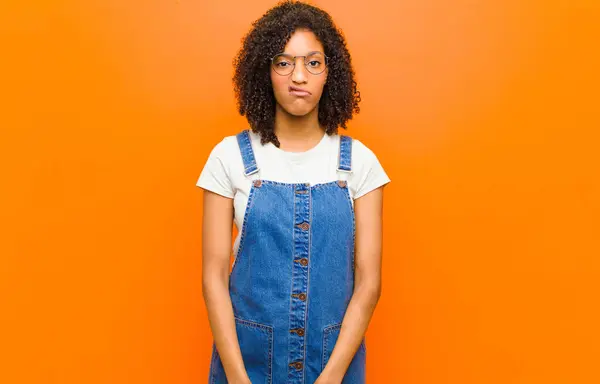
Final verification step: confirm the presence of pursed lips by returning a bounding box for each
[289,86,311,96]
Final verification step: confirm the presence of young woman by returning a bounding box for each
[197,1,390,383]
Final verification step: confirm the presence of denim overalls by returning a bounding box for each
[209,129,366,384]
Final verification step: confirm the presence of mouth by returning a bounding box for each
[289,86,311,97]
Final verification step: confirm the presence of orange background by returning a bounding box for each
[2,0,599,383]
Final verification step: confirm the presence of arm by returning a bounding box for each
[202,189,251,384]
[317,186,385,383]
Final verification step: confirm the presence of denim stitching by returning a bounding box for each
[342,186,357,273]
[234,317,274,383]
[302,186,312,384]
[230,183,257,274]
[234,316,274,331]
[243,179,342,189]
[322,323,342,371]
[209,343,216,384]
[337,135,353,172]
[339,136,356,273]
[287,184,296,378]
[268,322,273,384]
[237,130,255,175]
[228,130,360,382]
[310,180,338,190]
[240,130,259,176]
[322,331,326,373]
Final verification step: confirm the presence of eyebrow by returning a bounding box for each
[280,51,324,56]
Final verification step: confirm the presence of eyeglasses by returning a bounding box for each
[270,51,329,76]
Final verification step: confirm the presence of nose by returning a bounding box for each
[291,57,308,83]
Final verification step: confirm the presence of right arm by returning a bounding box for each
[202,189,251,384]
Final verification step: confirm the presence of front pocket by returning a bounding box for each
[209,317,273,384]
[235,317,273,384]
[322,323,366,384]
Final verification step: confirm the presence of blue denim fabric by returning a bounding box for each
[209,130,366,384]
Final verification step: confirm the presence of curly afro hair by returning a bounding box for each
[232,0,361,147]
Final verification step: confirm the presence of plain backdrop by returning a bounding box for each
[1,0,599,383]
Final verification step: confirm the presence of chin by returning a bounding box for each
[282,103,318,117]
[286,109,312,117]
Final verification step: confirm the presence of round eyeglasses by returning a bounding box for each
[270,51,329,76]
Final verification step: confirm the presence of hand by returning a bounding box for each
[228,374,252,384]
[314,372,342,384]
[230,378,252,384]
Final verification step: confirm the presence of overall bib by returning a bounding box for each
[209,129,366,384]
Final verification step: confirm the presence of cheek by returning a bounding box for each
[270,72,287,94]
[316,78,327,93]
[310,81,326,100]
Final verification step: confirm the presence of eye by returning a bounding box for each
[308,60,321,67]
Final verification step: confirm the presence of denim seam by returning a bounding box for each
[234,316,273,331]
[268,322,273,384]
[302,187,312,384]
[347,137,357,272]
[342,186,357,273]
[239,130,259,176]
[337,135,353,172]
[209,343,217,384]
[252,179,339,189]
[231,183,257,274]
[234,316,274,384]
[322,323,343,371]
[287,185,296,378]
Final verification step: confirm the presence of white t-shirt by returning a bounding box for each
[196,129,391,256]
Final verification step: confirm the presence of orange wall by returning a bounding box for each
[2,0,599,383]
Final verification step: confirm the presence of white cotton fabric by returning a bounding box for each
[196,129,391,255]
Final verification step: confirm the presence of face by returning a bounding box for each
[270,29,328,117]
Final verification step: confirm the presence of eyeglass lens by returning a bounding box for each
[272,52,327,75]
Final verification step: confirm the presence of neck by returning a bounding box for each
[273,104,325,151]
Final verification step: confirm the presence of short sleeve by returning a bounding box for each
[196,138,235,198]
[352,139,391,200]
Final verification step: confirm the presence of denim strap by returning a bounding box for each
[337,135,352,173]
[236,129,259,177]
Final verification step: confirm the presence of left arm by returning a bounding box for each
[317,185,386,383]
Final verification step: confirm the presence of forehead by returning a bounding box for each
[282,29,324,55]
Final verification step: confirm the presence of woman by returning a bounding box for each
[197,1,390,383]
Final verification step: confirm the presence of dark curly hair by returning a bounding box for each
[232,0,361,147]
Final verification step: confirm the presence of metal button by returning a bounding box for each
[253,180,262,187]
[297,222,310,230]
[295,189,308,194]
[291,292,307,301]
[294,258,308,266]
[337,180,347,188]
[289,361,303,370]
[297,328,305,336]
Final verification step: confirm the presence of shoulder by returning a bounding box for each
[200,131,248,177]
[342,135,378,167]
[206,132,243,160]
[351,137,375,157]
[342,134,391,197]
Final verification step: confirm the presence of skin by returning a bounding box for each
[202,28,384,384]
[271,28,329,151]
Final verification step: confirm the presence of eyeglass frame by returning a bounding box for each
[269,51,330,76]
